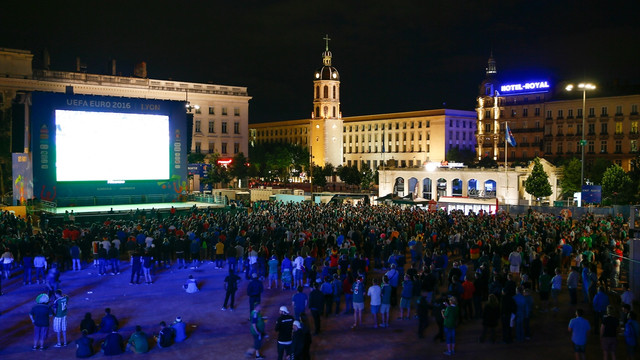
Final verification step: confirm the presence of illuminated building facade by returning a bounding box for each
[0,47,251,158]
[250,39,476,170]
[476,54,640,171]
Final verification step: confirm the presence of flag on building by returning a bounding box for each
[505,122,517,147]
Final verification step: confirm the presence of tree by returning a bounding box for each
[311,165,327,190]
[230,152,249,183]
[474,155,498,168]
[337,165,362,189]
[446,146,475,164]
[524,157,552,202]
[601,165,632,204]
[559,158,581,198]
[360,166,375,191]
[588,158,612,185]
[187,152,206,164]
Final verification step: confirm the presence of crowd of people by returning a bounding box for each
[1,200,638,359]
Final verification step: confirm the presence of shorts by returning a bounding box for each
[509,265,520,273]
[353,302,364,311]
[573,343,586,353]
[380,304,390,314]
[539,291,550,301]
[601,337,617,352]
[53,316,67,332]
[400,297,411,309]
[253,333,263,350]
[370,305,380,314]
[293,269,303,281]
[269,273,278,281]
[444,327,456,344]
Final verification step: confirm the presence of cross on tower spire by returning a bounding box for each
[323,34,331,51]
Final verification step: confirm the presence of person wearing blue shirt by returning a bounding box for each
[568,308,591,360]
[351,276,365,329]
[292,286,308,320]
[592,287,609,335]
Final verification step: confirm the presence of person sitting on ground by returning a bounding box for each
[183,275,199,293]
[171,316,187,343]
[80,312,97,335]
[75,329,94,358]
[155,321,174,349]
[99,308,119,333]
[101,328,124,356]
[127,325,149,354]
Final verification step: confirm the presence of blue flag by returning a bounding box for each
[506,123,516,147]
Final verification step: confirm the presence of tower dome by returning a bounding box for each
[314,35,339,80]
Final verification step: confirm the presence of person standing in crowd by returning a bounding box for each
[52,289,69,347]
[380,275,392,328]
[550,267,562,312]
[624,311,639,360]
[331,273,343,315]
[567,266,580,305]
[367,277,382,328]
[568,308,591,360]
[33,253,47,284]
[130,248,142,285]
[320,276,333,318]
[399,274,413,321]
[385,264,399,307]
[600,305,618,360]
[22,252,33,285]
[290,320,304,360]
[442,296,459,356]
[223,269,241,310]
[248,303,266,359]
[267,255,279,290]
[309,282,324,335]
[127,325,149,354]
[275,306,294,360]
[141,249,153,285]
[292,285,308,320]
[351,276,365,329]
[479,294,500,343]
[30,293,53,350]
[70,243,81,271]
[108,244,120,275]
[247,272,264,314]
[592,286,610,335]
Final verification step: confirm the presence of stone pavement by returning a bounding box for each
[0,260,629,359]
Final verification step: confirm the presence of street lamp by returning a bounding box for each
[565,82,596,200]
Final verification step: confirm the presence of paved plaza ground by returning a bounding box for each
[0,259,632,359]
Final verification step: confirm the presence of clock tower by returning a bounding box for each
[310,35,343,168]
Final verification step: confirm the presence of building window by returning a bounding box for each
[557,142,563,154]
[222,107,228,116]
[577,108,583,118]
[632,104,638,114]
[195,120,201,133]
[545,142,552,154]
[485,123,491,133]
[221,143,227,154]
[234,108,240,116]
[522,108,528,117]
[557,125,563,135]
[208,121,215,133]
[601,106,608,116]
[234,122,240,134]
[568,109,573,118]
[234,143,240,154]
[333,86,336,99]
[208,142,215,154]
[615,140,622,153]
[222,122,228,134]
[546,110,552,119]
[577,124,583,135]
[588,141,595,153]
[195,142,201,153]
[511,109,516,117]
[315,86,319,99]
[632,121,639,134]
[557,109,563,119]
[535,108,540,117]
[600,123,607,135]
[209,106,215,115]
[195,107,201,114]
[600,141,607,153]
[333,107,336,117]
[324,85,328,98]
[616,105,623,115]
[426,121,430,128]
[589,107,595,117]
[631,140,638,152]
[588,123,595,135]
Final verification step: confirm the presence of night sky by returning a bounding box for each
[2,1,639,123]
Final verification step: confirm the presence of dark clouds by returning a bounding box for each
[1,1,639,123]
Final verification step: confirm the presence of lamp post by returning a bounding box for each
[565,83,596,202]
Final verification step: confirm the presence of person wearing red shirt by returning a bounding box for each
[460,275,475,321]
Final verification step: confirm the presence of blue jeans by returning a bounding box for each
[228,257,237,272]
[98,259,106,274]
[23,267,32,283]
[277,342,292,360]
[344,294,353,313]
[444,327,456,344]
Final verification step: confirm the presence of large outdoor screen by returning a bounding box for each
[55,110,170,182]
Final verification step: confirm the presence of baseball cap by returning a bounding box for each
[293,321,301,328]
[279,306,289,314]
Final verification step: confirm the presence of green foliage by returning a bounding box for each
[360,166,375,190]
[559,158,582,198]
[248,142,309,183]
[601,165,632,204]
[311,165,327,189]
[230,152,249,181]
[474,156,498,168]
[187,152,206,164]
[588,158,612,185]
[337,165,362,187]
[524,157,552,200]
[446,146,475,164]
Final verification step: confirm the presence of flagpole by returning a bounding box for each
[505,122,508,203]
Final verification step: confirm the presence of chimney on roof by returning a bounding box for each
[111,59,116,76]
[43,49,50,70]
[133,61,147,78]
[76,57,87,73]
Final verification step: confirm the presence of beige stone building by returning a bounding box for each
[250,40,476,171]
[0,47,251,158]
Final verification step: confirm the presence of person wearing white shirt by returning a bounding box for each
[367,278,382,328]
[293,253,304,288]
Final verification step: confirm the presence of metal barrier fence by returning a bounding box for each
[499,204,631,219]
